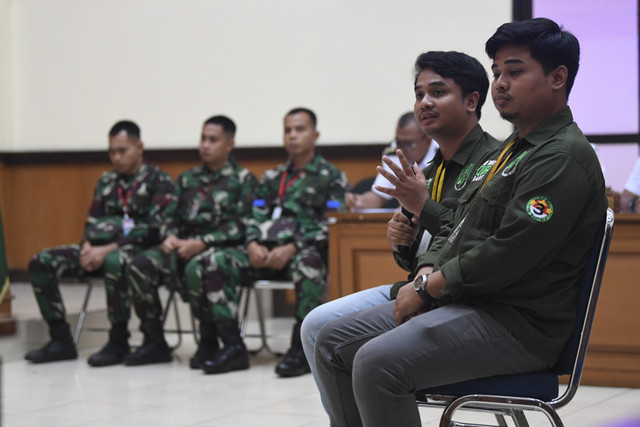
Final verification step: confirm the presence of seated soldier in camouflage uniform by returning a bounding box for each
[25,121,177,365]
[125,116,259,371]
[245,107,348,377]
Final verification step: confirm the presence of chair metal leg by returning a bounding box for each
[160,290,186,350]
[170,291,183,350]
[494,413,509,427]
[73,280,93,345]
[238,286,251,339]
[510,409,530,427]
[238,284,283,356]
[440,395,563,427]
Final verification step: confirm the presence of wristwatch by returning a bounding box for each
[413,273,437,305]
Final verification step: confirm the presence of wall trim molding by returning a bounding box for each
[0,143,389,166]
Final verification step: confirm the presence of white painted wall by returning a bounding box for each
[0,0,13,150]
[2,0,512,151]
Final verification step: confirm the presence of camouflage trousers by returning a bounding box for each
[127,246,250,324]
[252,245,327,321]
[28,244,133,325]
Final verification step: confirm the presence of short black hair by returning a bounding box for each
[109,120,140,140]
[285,107,317,129]
[485,17,580,98]
[397,111,417,129]
[204,115,236,138]
[414,51,489,120]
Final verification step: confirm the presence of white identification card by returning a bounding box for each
[271,206,283,220]
[188,199,201,220]
[123,214,135,236]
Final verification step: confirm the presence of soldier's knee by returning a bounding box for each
[28,253,45,273]
[293,247,323,267]
[129,254,154,277]
[184,258,202,282]
[103,250,122,271]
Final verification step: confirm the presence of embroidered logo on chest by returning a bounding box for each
[454,164,474,191]
[472,160,495,182]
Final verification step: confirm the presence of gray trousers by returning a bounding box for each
[314,301,548,427]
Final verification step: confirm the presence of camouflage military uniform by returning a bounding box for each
[246,153,347,321]
[126,159,258,325]
[29,162,177,325]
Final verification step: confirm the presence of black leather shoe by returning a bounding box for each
[275,346,310,377]
[189,345,218,370]
[201,344,249,374]
[123,341,172,366]
[87,341,130,367]
[25,340,77,363]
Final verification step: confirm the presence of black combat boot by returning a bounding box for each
[201,319,249,374]
[25,320,78,363]
[87,323,130,367]
[189,322,220,369]
[275,321,310,377]
[123,320,172,366]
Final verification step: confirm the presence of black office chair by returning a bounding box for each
[415,208,614,427]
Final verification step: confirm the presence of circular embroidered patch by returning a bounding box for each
[527,196,553,222]
[526,197,554,222]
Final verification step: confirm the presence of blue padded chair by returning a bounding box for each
[415,208,614,427]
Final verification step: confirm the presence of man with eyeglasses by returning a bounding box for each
[345,112,436,210]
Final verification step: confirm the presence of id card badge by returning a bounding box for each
[271,206,283,220]
[188,199,201,220]
[123,214,135,236]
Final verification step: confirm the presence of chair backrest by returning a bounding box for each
[551,208,614,406]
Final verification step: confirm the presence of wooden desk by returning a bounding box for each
[327,212,408,301]
[581,213,640,387]
[327,212,640,387]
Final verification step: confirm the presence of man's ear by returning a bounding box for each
[465,91,480,114]
[550,65,568,91]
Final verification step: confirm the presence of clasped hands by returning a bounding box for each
[162,235,207,260]
[247,241,297,270]
[80,241,118,272]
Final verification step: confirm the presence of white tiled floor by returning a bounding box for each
[2,283,639,427]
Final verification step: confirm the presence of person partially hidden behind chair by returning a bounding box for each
[345,112,435,211]
[125,115,259,371]
[25,121,177,365]
[313,18,608,426]
[245,107,347,377]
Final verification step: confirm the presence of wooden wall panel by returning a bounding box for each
[1,153,381,272]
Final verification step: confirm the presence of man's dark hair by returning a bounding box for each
[397,111,418,129]
[485,17,580,98]
[109,120,140,140]
[204,115,237,138]
[414,51,489,120]
[286,107,317,129]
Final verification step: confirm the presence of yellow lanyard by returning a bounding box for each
[482,137,517,190]
[432,161,446,203]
